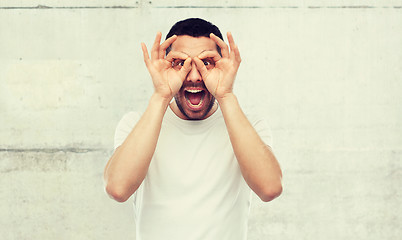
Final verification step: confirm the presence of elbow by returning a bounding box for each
[258,181,283,202]
[105,183,132,203]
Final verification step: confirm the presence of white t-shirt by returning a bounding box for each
[114,105,273,240]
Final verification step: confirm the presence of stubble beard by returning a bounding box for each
[174,92,216,120]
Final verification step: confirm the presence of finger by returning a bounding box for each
[227,32,241,63]
[197,50,222,62]
[233,44,241,64]
[193,57,209,78]
[179,58,192,79]
[141,42,151,67]
[210,33,229,58]
[159,35,177,59]
[227,32,236,60]
[166,51,190,62]
[150,32,162,60]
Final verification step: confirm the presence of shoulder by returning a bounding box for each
[118,111,141,125]
[244,110,274,147]
[113,111,142,150]
[243,111,270,128]
[118,111,141,127]
[115,111,142,133]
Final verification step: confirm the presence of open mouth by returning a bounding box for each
[184,89,206,110]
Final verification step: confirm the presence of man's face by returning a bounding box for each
[170,35,218,120]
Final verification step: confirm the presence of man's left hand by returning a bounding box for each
[193,32,241,100]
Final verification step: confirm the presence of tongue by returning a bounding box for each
[188,92,203,105]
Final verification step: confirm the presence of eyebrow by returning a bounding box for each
[179,49,216,56]
[177,51,189,57]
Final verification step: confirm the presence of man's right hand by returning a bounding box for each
[141,32,192,101]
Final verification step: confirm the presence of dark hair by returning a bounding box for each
[165,18,223,55]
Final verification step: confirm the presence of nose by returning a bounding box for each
[186,62,202,83]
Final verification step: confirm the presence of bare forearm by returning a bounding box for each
[104,93,170,202]
[218,93,282,202]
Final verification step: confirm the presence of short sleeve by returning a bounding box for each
[114,111,141,150]
[249,115,274,148]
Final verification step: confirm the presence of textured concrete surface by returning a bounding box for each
[0,150,136,240]
[1,1,401,239]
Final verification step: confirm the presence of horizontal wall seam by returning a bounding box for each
[0,5,138,9]
[0,148,107,153]
[0,5,401,10]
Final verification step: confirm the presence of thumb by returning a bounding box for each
[179,58,192,80]
[193,57,209,79]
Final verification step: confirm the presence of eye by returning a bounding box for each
[172,59,184,70]
[202,58,215,69]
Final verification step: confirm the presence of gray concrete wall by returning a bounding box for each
[1,1,401,239]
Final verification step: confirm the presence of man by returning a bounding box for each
[104,18,282,239]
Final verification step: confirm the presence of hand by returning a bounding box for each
[193,32,241,100]
[141,32,192,100]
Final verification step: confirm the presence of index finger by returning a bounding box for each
[159,35,178,59]
[210,33,229,58]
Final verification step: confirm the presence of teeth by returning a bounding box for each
[186,89,203,93]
